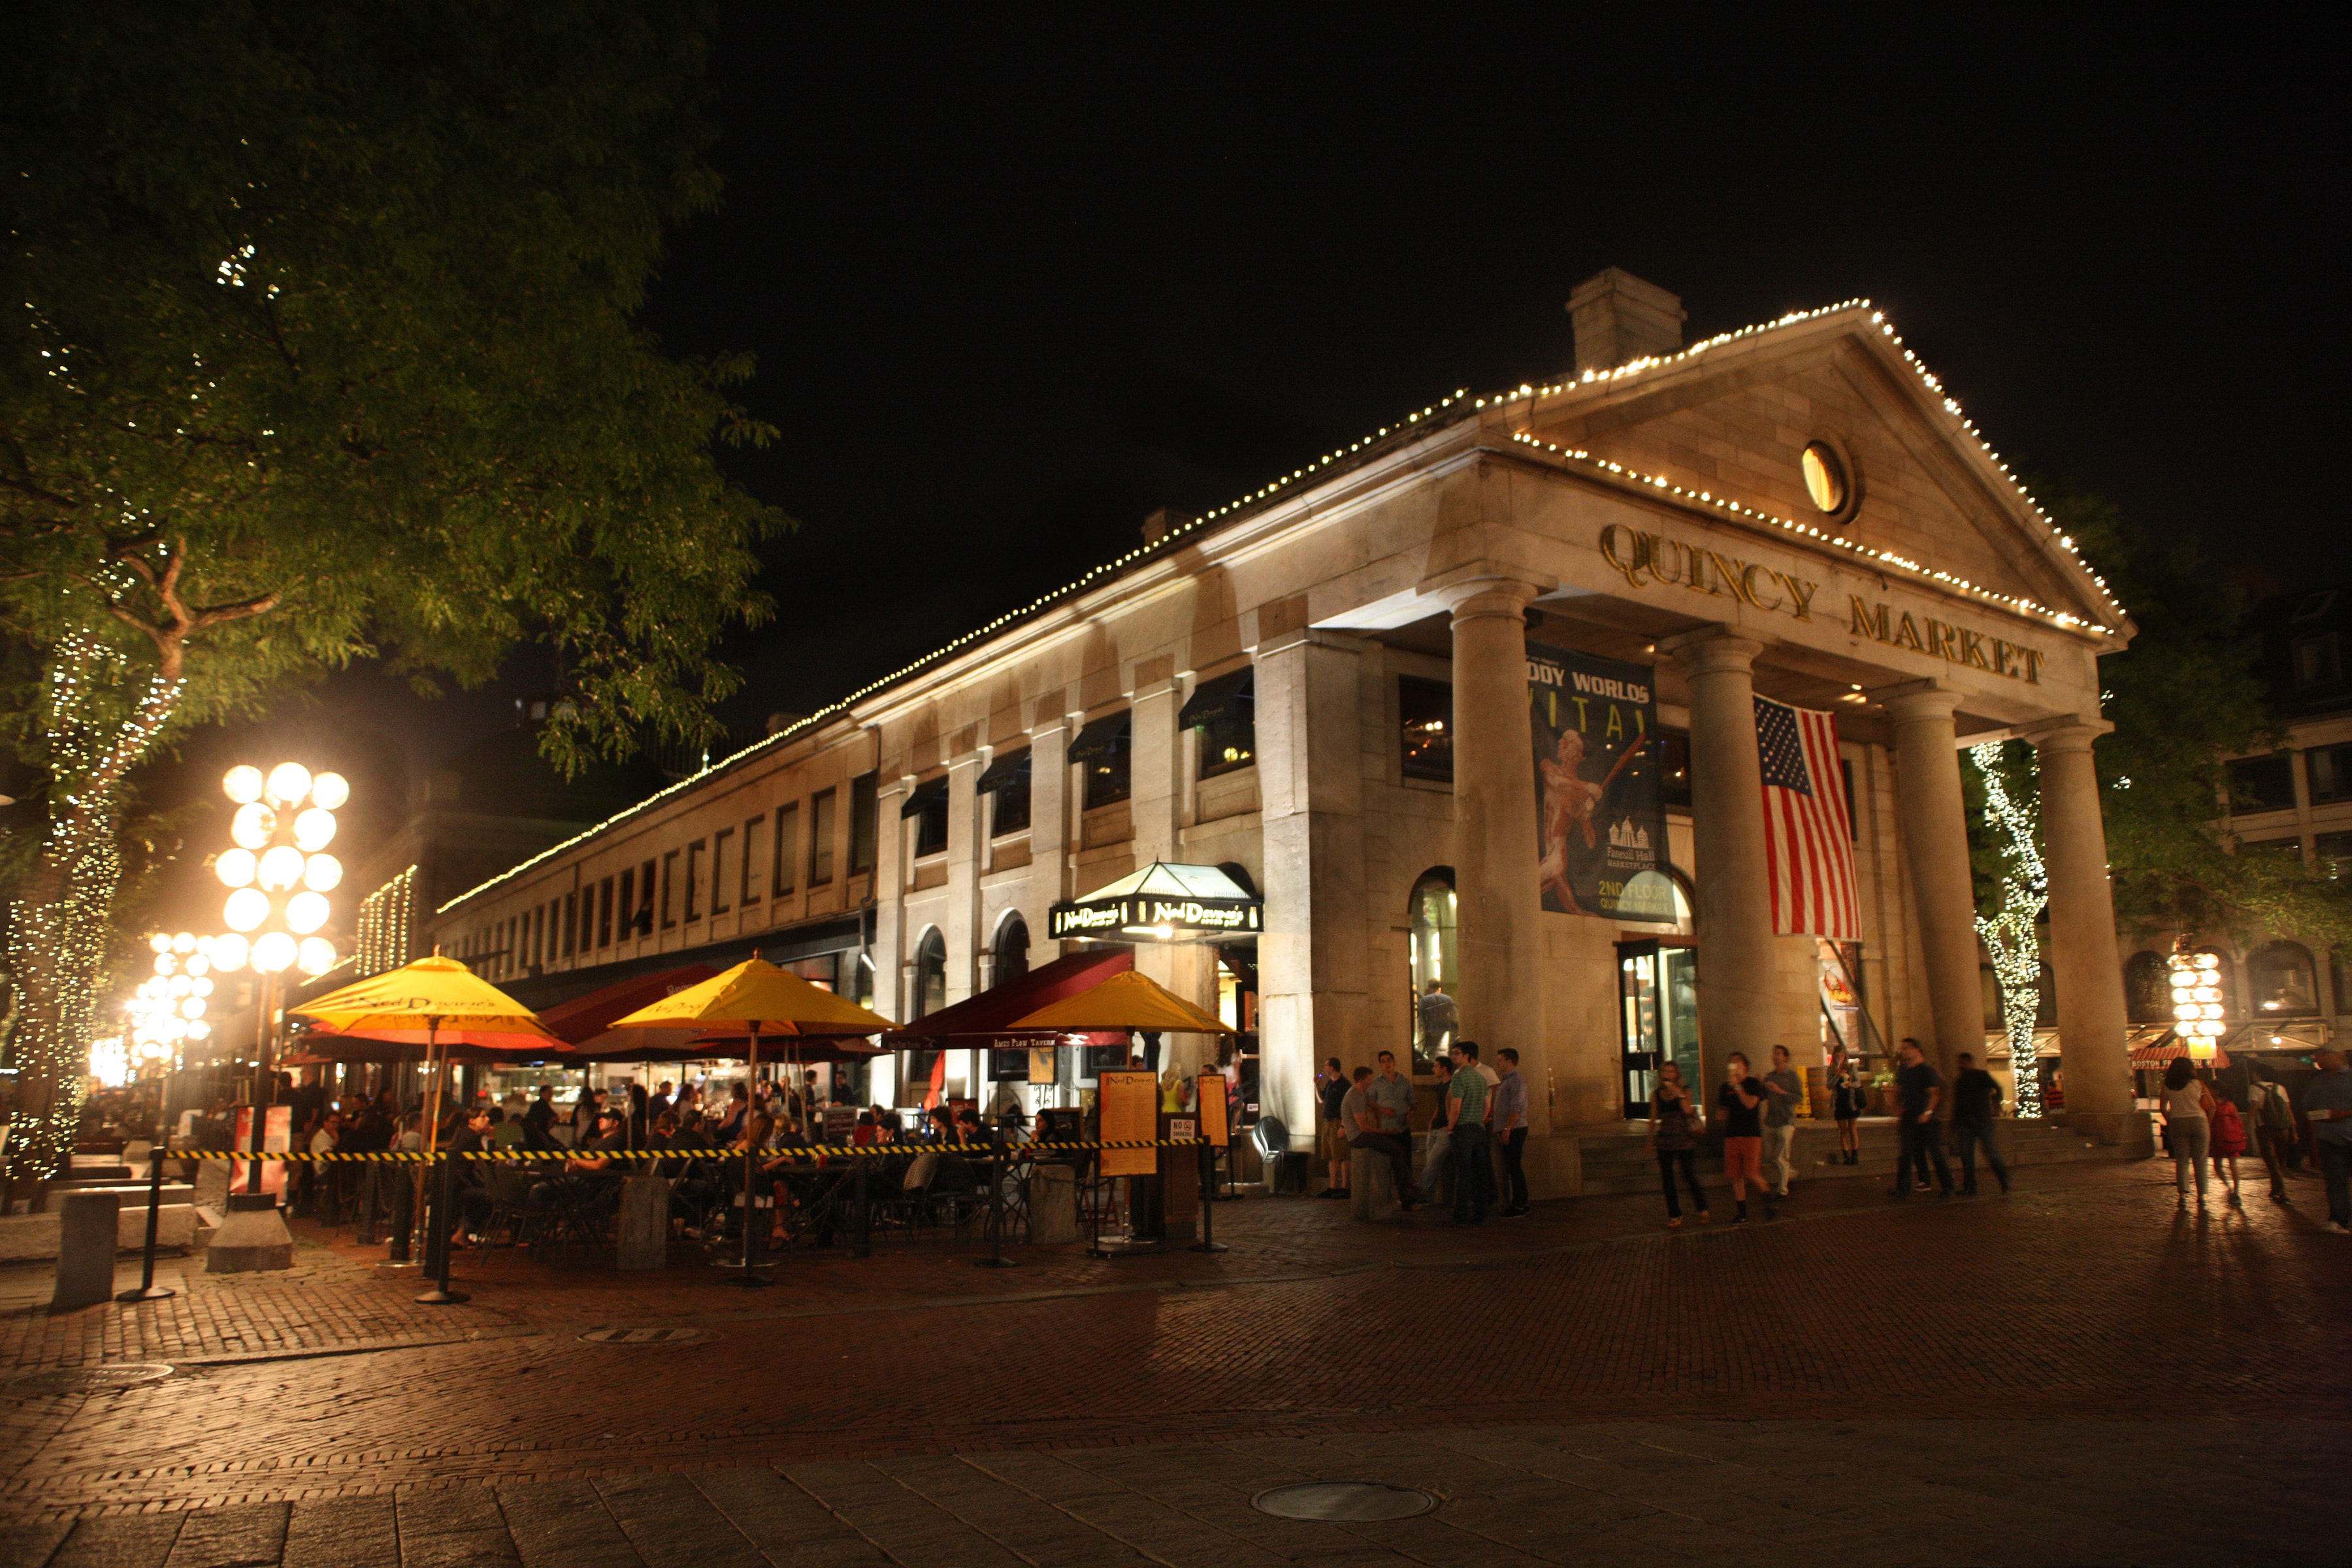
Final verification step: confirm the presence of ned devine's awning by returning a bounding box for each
[1048,860,1262,943]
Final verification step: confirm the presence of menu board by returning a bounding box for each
[1196,1072,1229,1147]
[1098,1070,1157,1177]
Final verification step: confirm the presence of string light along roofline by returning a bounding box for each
[438,299,2115,915]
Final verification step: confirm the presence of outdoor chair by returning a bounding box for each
[926,1152,987,1233]
[479,1164,543,1251]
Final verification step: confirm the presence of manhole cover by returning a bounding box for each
[577,1327,705,1345]
[1251,1482,1435,1522]
[7,1364,174,1395]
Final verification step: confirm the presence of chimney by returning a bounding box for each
[1141,506,1194,548]
[1567,268,1687,375]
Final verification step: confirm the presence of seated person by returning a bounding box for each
[851,1109,880,1147]
[446,1106,498,1239]
[488,1105,524,1149]
[952,1105,986,1144]
[528,1107,625,1211]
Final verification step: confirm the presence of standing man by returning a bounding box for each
[1368,1051,1415,1143]
[1892,1037,1955,1199]
[1422,1054,1456,1206]
[1949,1051,2012,1196]
[1715,1053,1773,1223]
[2296,1047,2352,1233]
[1318,1056,1352,1200]
[1341,1066,1420,1209]
[1492,1048,1531,1218]
[1417,982,1458,1066]
[1759,1045,1801,1200]
[1446,1041,1492,1226]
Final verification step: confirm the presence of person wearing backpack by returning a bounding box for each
[2208,1080,2249,1209]
[1950,1051,2011,1196]
[2249,1075,2296,1203]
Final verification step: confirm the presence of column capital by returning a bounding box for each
[1418,566,1552,621]
[1878,681,1962,727]
[1658,626,1765,676]
[2024,717,2114,756]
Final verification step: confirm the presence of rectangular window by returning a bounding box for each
[2308,743,2352,804]
[711,828,734,915]
[979,750,1032,836]
[740,817,762,905]
[1183,668,1256,779]
[616,868,635,942]
[2317,830,2352,879]
[850,772,879,874]
[773,802,799,895]
[638,859,655,934]
[1658,728,1692,810]
[596,876,614,948]
[2293,632,2341,689]
[1399,678,1452,781]
[563,892,578,958]
[906,776,950,858]
[1071,712,1132,808]
[684,841,704,922]
[2227,754,2297,814]
[809,790,836,886]
[661,850,679,928]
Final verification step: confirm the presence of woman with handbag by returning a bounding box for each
[1828,1045,1864,1166]
[1647,1062,1710,1228]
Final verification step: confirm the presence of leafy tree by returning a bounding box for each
[0,1,783,1179]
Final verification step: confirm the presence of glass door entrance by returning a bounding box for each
[1618,939,1700,1118]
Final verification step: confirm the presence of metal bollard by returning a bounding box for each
[117,1145,177,1303]
[387,1166,413,1263]
[1189,1141,1228,1254]
[416,1154,469,1305]
[851,1154,870,1259]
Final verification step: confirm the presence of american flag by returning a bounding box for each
[1754,696,1861,939]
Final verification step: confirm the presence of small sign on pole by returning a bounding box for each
[1196,1072,1230,1147]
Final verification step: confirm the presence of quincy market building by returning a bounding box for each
[423,271,2146,1196]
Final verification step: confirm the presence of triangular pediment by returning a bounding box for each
[1517,308,2127,634]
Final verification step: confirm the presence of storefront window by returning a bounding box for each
[2123,951,2171,1022]
[2248,941,2319,1017]
[1399,678,1452,781]
[1407,870,1457,1068]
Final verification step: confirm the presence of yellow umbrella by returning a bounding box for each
[292,954,551,1294]
[610,955,895,1284]
[1007,968,1235,1034]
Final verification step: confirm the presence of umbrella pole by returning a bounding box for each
[723,1022,770,1286]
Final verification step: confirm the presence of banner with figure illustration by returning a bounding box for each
[1528,644,1673,919]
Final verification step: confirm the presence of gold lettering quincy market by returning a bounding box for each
[1598,525,1819,621]
[1848,596,2044,685]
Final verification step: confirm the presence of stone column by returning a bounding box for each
[2033,721,2138,1139]
[1667,630,1776,1097]
[1438,578,1550,1132]
[1127,666,1217,1074]
[1256,629,1368,1148]
[943,751,983,1005]
[1023,711,1073,972]
[870,772,907,1101]
[1884,687,1982,1083]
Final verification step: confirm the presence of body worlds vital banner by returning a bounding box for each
[1529,644,1673,920]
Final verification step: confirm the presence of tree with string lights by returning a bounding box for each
[0,1,784,1183]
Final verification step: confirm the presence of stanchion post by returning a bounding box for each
[116,1145,176,1303]
[973,1125,1015,1269]
[387,1160,413,1264]
[851,1153,870,1260]
[416,1153,470,1305]
[1189,1140,1227,1254]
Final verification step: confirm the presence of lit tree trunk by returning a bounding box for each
[1970,742,2048,1119]
[3,633,186,1183]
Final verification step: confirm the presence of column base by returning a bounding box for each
[2068,1110,2155,1155]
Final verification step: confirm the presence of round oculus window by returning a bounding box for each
[1801,441,1849,514]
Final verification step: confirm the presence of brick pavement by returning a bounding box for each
[2,1161,2347,1564]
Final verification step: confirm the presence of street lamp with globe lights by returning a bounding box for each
[206,764,346,1239]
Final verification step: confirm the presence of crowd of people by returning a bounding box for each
[1315,1036,2352,1235]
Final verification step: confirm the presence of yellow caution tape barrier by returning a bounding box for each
[174,1139,1210,1162]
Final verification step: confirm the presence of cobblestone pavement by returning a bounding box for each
[3,1160,2347,1565]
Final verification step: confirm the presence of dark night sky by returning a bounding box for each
[142,11,2340,929]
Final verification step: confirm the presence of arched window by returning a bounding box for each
[2247,940,2319,1017]
[1407,869,1457,1067]
[912,928,948,1019]
[993,913,1030,986]
[2123,951,2172,1022]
